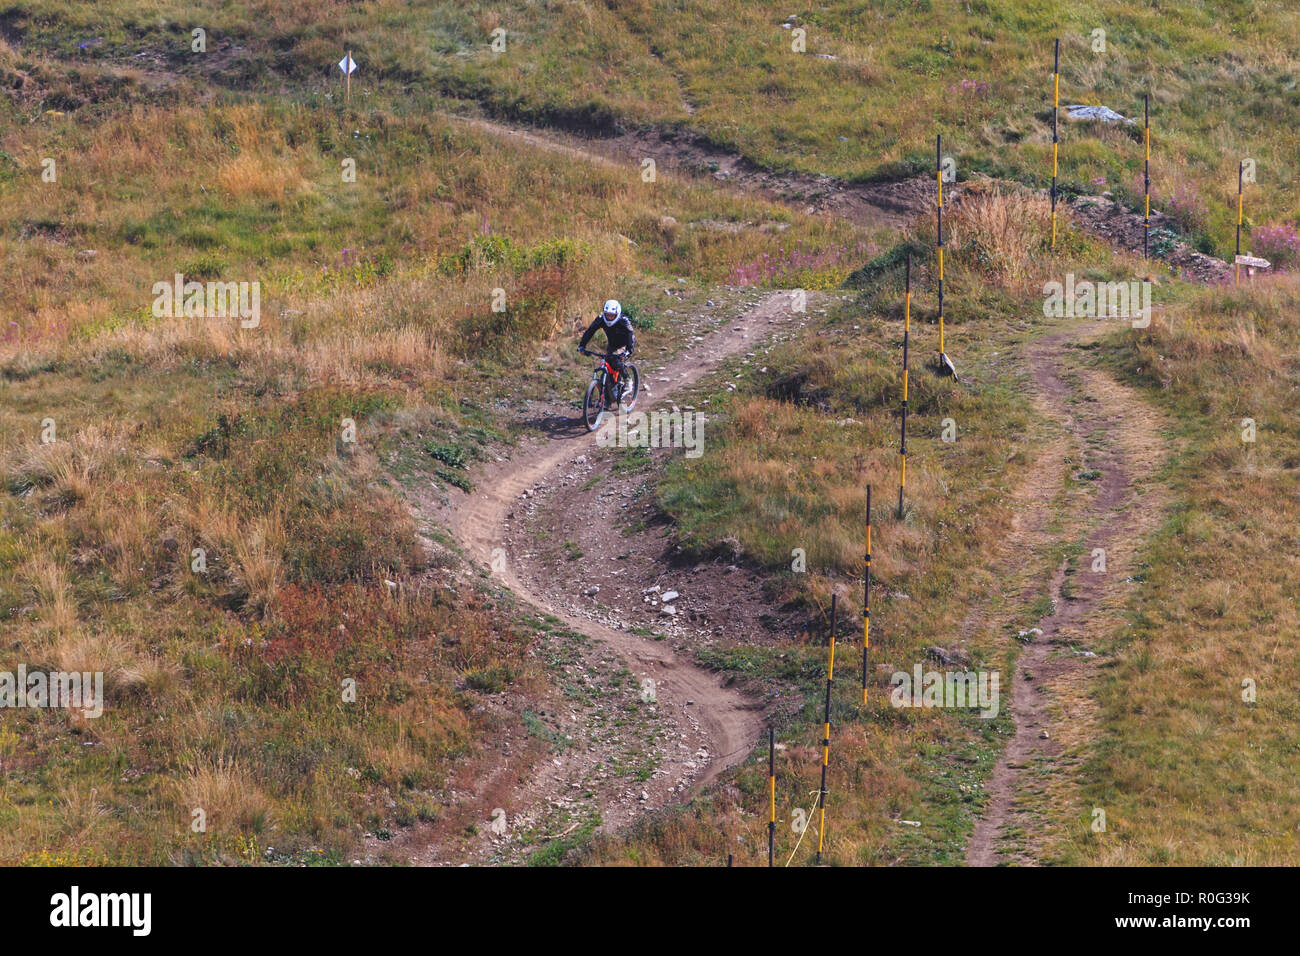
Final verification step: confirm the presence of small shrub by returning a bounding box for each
[465,664,516,693]
[1140,176,1210,235]
[1252,223,1300,269]
[424,442,466,469]
[946,185,1050,285]
[1150,228,1180,258]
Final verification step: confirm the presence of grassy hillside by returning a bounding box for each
[578,204,1300,867]
[1,1,1296,867]
[1073,276,1300,864]
[0,60,861,862]
[578,190,1114,865]
[5,1,1300,240]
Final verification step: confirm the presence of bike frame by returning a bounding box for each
[588,353,621,404]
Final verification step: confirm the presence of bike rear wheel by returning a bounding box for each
[582,380,605,431]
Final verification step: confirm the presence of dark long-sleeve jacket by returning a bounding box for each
[579,313,635,355]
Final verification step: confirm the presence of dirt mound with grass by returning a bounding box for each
[1068,194,1230,283]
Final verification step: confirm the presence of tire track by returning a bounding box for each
[965,323,1169,866]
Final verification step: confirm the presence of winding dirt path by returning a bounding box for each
[423,292,804,853]
[419,111,1179,865]
[965,322,1169,866]
[445,112,935,229]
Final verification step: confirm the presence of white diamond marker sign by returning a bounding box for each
[338,54,357,75]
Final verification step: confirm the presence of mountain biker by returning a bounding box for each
[578,299,636,401]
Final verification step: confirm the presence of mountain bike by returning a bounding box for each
[578,348,639,431]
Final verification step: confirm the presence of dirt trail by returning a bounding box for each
[965,322,1168,866]
[424,292,803,856]
[423,112,1179,865]
[449,113,1219,279]
[446,113,936,229]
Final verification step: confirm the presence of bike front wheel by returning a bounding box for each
[582,380,605,431]
[620,363,640,411]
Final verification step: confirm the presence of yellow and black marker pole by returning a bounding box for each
[862,485,872,706]
[898,255,911,520]
[1235,160,1245,285]
[767,726,776,868]
[935,136,955,379]
[1143,94,1151,259]
[1051,38,1060,250]
[936,134,944,363]
[816,594,836,865]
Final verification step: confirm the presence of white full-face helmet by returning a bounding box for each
[602,299,622,326]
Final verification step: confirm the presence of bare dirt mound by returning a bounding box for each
[1067,194,1230,282]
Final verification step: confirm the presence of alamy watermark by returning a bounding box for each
[1043,274,1151,328]
[0,666,104,718]
[596,410,705,459]
[50,886,150,936]
[889,664,1000,718]
[152,274,260,328]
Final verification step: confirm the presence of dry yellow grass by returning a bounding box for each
[19,556,78,637]
[57,787,112,842]
[177,755,272,835]
[229,513,286,619]
[217,153,308,201]
[947,185,1052,287]
[10,423,125,503]
[50,628,130,688]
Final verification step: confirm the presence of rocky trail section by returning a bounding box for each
[415,291,812,862]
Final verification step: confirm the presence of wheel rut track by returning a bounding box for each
[965,323,1169,866]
